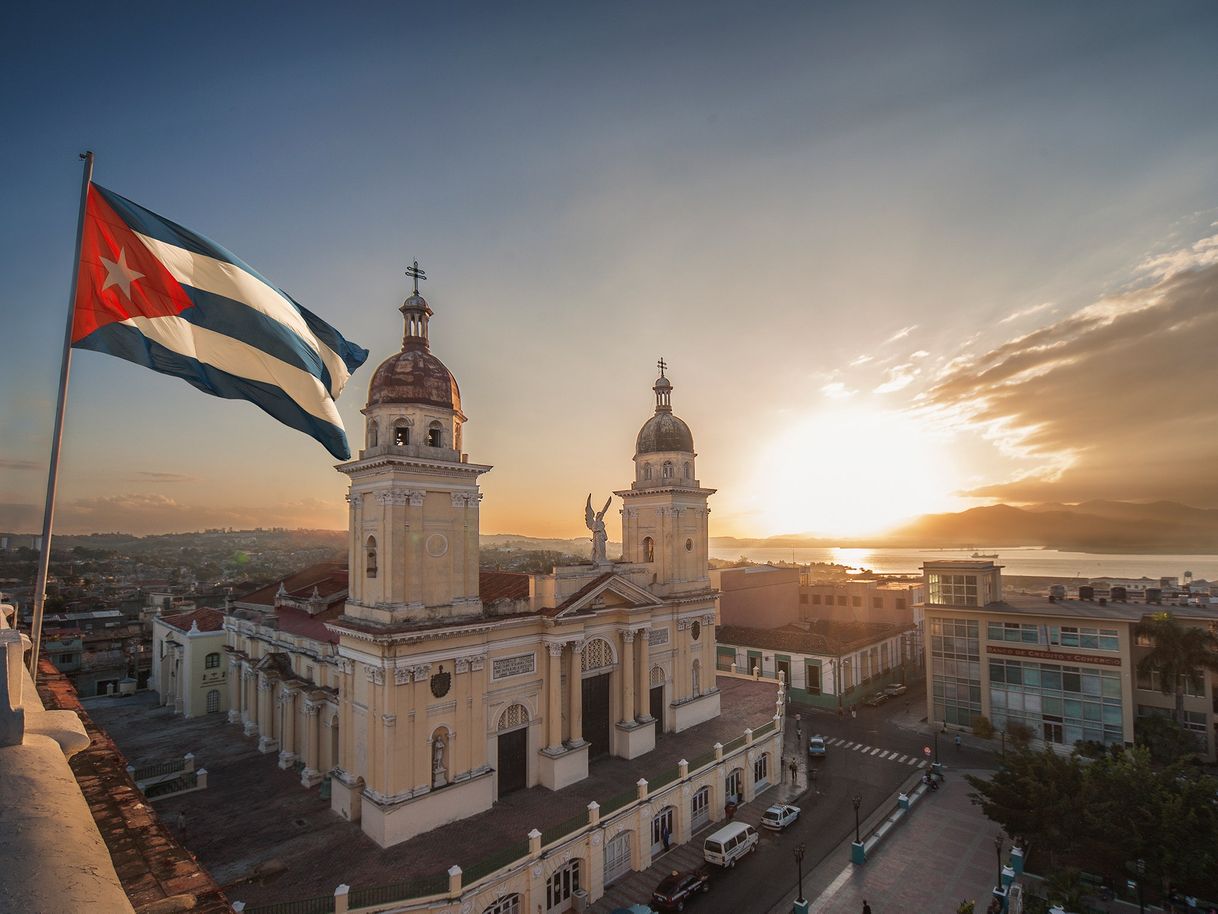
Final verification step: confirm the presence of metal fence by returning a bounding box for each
[347,873,448,908]
[131,757,186,781]
[243,895,336,914]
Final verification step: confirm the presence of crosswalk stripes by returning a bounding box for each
[817,737,929,767]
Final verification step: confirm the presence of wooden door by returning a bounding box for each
[582,672,612,759]
[497,727,528,797]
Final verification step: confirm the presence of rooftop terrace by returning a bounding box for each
[88,674,780,908]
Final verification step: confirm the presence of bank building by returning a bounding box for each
[224,279,722,847]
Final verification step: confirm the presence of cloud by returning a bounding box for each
[910,350,930,360]
[821,381,856,400]
[1136,231,1218,281]
[0,458,40,471]
[920,244,1218,505]
[884,324,918,344]
[874,363,921,394]
[849,354,874,367]
[131,471,197,483]
[999,301,1055,324]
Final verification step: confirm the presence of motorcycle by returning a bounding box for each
[921,772,939,791]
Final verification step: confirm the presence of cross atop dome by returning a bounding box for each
[399,259,433,348]
[405,259,427,295]
[656,356,667,378]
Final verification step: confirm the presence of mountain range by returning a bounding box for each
[710,500,1218,554]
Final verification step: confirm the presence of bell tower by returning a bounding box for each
[338,267,491,627]
[616,361,715,596]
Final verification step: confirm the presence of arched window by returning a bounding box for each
[691,784,711,830]
[546,861,582,911]
[366,536,378,579]
[205,652,220,669]
[482,895,521,914]
[642,536,655,563]
[644,464,652,480]
[662,461,673,479]
[692,658,701,696]
[393,420,410,446]
[497,703,530,732]
[206,689,221,713]
[427,420,443,447]
[753,752,769,785]
[367,420,379,448]
[650,665,665,687]
[683,462,690,479]
[725,767,743,802]
[581,638,616,672]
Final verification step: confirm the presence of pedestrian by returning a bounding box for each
[851,708,857,721]
[954,734,962,751]
[176,810,186,837]
[661,822,671,851]
[862,900,872,914]
[838,707,843,720]
[789,758,798,784]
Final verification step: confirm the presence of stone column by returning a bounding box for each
[242,668,258,737]
[227,658,242,724]
[635,632,650,720]
[567,642,584,746]
[406,491,425,608]
[301,698,323,787]
[257,675,279,753]
[545,643,563,752]
[620,630,635,725]
[278,689,298,769]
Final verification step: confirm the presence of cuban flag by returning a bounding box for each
[72,184,368,459]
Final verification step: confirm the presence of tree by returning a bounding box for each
[967,748,1086,869]
[1134,714,1202,765]
[1134,611,1218,724]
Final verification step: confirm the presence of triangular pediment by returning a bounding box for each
[552,573,663,618]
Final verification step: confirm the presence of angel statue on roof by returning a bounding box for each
[585,494,612,565]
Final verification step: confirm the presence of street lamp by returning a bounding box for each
[933,728,940,765]
[794,841,807,904]
[994,832,1004,888]
[1136,858,1145,914]
[852,792,862,844]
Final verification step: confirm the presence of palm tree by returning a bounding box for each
[1134,611,1218,724]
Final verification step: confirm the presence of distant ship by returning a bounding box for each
[972,552,999,559]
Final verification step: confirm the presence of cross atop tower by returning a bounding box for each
[657,356,667,377]
[405,259,427,295]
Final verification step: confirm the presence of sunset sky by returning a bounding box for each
[3,2,1218,540]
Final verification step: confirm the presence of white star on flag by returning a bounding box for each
[99,247,145,299]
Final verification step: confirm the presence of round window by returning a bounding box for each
[685,538,693,552]
[691,620,701,641]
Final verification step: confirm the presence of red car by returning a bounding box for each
[650,868,711,912]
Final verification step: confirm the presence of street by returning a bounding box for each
[601,691,1001,914]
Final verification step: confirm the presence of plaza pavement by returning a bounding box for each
[768,766,1002,914]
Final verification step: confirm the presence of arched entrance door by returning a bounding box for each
[496,704,529,797]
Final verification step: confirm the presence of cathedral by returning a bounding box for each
[224,278,720,848]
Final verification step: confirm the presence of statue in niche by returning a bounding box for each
[585,494,612,565]
[431,730,448,788]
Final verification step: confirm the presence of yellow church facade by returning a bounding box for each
[226,280,720,848]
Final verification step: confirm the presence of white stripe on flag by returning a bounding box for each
[120,314,343,428]
[135,232,352,398]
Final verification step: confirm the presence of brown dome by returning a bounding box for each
[636,412,694,454]
[367,343,461,411]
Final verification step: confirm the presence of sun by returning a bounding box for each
[743,405,963,539]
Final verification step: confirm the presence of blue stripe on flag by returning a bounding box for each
[288,294,369,376]
[76,323,352,460]
[176,287,335,396]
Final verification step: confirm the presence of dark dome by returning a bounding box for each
[636,412,694,454]
[367,344,461,411]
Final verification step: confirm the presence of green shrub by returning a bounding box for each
[1005,721,1035,749]
[972,715,995,739]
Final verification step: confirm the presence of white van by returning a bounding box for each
[703,822,759,868]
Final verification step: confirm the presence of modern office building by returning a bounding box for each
[923,560,1218,760]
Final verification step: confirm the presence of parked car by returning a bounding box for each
[703,822,759,868]
[883,683,908,697]
[760,803,801,831]
[864,691,889,707]
[650,868,711,912]
[807,735,827,758]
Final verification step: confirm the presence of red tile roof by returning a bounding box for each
[36,661,231,914]
[160,607,226,633]
[479,570,531,603]
[277,604,344,644]
[236,562,348,608]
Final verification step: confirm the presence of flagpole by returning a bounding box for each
[27,150,93,676]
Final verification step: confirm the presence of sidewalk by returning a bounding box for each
[768,767,998,914]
